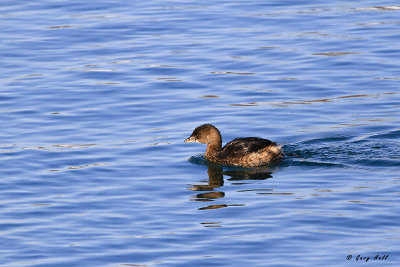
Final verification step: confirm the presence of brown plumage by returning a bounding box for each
[184,124,283,167]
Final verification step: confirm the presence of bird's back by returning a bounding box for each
[216,137,282,167]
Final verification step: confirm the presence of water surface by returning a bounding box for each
[1,0,399,266]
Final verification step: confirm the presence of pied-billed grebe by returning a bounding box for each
[184,124,283,167]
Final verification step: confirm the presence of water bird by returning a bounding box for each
[184,124,283,167]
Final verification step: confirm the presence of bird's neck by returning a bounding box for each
[205,139,222,159]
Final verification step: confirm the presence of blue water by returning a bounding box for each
[1,0,399,266]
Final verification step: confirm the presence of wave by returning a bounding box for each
[283,129,400,168]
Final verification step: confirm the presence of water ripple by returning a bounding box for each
[1,0,400,266]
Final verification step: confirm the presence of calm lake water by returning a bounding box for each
[1,0,399,266]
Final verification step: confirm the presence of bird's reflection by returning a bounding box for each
[188,156,276,210]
